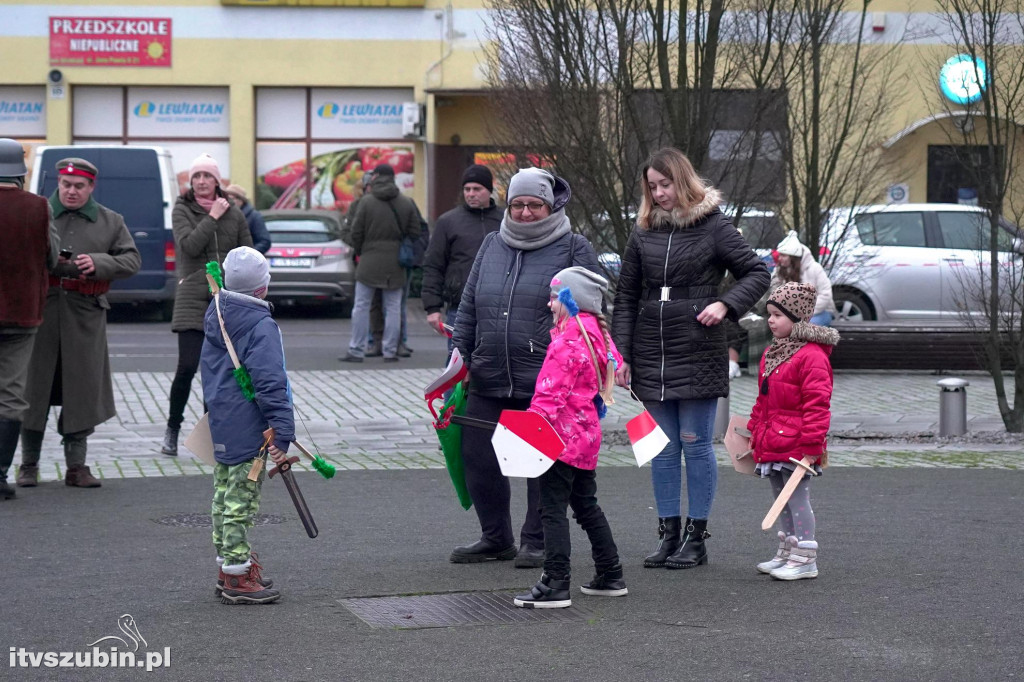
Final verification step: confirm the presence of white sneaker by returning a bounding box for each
[770,540,818,580]
[756,531,791,574]
[728,360,742,379]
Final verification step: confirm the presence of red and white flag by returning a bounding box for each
[490,410,564,478]
[626,410,669,467]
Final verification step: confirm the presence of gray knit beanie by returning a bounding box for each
[550,266,608,316]
[224,246,271,297]
[507,167,556,207]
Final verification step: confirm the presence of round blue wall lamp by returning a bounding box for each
[940,54,988,105]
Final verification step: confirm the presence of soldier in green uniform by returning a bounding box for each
[17,158,141,489]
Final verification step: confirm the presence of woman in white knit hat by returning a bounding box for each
[161,154,252,456]
[771,230,837,326]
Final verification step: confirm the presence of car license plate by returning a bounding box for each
[270,258,314,268]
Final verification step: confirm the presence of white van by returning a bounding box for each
[29,145,178,319]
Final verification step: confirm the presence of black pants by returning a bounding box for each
[167,330,205,430]
[461,393,543,549]
[539,460,620,581]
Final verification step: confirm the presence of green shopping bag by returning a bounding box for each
[434,382,472,510]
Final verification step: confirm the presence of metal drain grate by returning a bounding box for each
[151,513,287,528]
[339,591,595,629]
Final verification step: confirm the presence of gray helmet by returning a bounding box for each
[0,138,27,177]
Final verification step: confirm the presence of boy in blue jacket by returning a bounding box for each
[202,246,294,605]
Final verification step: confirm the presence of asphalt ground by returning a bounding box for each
[4,466,1022,681]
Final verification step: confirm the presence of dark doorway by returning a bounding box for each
[927,144,1001,205]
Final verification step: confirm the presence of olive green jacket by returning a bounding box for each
[171,192,253,332]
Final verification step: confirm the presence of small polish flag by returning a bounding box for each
[490,410,564,478]
[627,410,669,467]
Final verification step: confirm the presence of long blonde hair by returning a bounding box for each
[636,147,707,230]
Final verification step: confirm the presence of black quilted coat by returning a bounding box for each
[454,230,600,399]
[612,189,770,401]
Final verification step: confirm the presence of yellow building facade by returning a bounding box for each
[0,0,1018,218]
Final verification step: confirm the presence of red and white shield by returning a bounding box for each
[490,410,564,478]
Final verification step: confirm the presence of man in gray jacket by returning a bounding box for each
[340,164,421,363]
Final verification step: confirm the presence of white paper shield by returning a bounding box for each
[184,413,216,466]
[490,410,564,478]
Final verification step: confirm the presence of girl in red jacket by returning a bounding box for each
[747,281,840,581]
[513,267,626,609]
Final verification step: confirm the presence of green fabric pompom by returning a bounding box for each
[206,261,224,292]
[233,365,256,402]
[310,455,336,479]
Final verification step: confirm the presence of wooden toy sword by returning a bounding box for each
[265,427,319,539]
[761,456,818,531]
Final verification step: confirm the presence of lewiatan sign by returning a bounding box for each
[127,88,229,138]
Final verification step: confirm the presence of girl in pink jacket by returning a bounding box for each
[513,267,626,609]
[747,281,840,581]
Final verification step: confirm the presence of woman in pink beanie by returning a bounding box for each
[161,153,252,456]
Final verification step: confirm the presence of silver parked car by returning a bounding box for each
[263,210,355,316]
[823,204,1024,322]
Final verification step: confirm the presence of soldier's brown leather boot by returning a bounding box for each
[65,465,102,488]
[16,465,39,487]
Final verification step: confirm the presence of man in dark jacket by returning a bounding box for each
[340,164,421,363]
[225,184,271,254]
[0,139,59,499]
[421,164,501,347]
[18,157,141,489]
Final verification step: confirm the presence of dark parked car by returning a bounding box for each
[263,210,354,316]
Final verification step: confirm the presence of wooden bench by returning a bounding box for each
[829,322,1014,371]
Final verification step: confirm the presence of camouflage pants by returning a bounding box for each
[212,460,265,566]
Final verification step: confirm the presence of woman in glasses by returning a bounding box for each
[450,167,600,569]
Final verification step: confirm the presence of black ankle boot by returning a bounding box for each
[161,427,179,456]
[665,517,710,569]
[643,516,681,568]
[513,573,572,609]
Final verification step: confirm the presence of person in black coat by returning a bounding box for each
[612,147,770,571]
[421,164,502,347]
[451,168,600,567]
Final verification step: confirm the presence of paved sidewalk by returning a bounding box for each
[21,370,1020,481]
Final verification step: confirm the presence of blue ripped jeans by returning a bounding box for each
[643,398,719,520]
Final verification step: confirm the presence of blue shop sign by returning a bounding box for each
[940,54,987,105]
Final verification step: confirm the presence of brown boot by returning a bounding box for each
[215,553,274,597]
[220,561,281,605]
[16,465,39,487]
[65,465,102,488]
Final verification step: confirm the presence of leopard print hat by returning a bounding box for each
[767,281,816,322]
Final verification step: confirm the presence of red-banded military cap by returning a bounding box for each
[56,157,98,180]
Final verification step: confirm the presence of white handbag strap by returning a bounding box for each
[213,292,242,370]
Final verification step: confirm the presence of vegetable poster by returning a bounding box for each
[256,144,414,213]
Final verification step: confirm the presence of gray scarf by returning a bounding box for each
[499,210,572,251]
